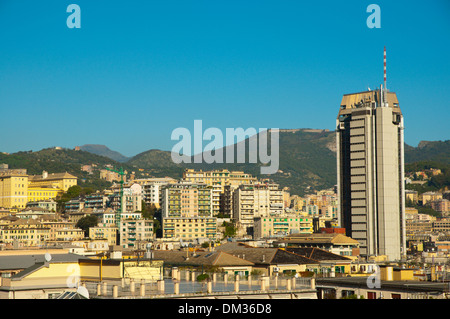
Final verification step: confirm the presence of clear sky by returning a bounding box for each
[0,0,449,157]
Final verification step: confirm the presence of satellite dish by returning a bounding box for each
[77,286,90,299]
[44,253,52,262]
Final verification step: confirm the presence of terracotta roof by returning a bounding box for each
[276,233,359,245]
[286,247,352,262]
[216,242,318,265]
[151,250,254,267]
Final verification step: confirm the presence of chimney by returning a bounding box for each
[42,171,48,179]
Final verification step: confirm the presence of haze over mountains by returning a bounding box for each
[1,129,449,196]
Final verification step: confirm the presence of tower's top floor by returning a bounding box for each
[337,89,401,118]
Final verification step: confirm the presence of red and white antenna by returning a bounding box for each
[384,46,387,90]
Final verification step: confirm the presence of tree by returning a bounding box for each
[222,221,237,238]
[76,215,98,237]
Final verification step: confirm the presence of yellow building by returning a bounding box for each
[28,171,77,192]
[27,187,62,202]
[0,168,28,209]
[1,167,78,209]
[421,191,442,205]
[89,225,118,246]
[254,214,304,239]
[162,216,217,240]
[0,218,51,246]
[54,228,85,241]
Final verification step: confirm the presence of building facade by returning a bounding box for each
[161,183,217,240]
[232,182,284,235]
[336,86,406,261]
[0,168,28,209]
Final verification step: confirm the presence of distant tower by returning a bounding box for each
[336,47,406,261]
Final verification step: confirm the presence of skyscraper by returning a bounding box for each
[336,48,406,261]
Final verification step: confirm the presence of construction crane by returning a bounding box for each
[105,166,126,225]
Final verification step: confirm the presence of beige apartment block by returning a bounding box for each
[232,183,284,235]
[119,219,153,249]
[182,169,257,216]
[162,216,217,240]
[89,225,118,246]
[336,87,406,261]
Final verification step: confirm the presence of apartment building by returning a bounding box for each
[232,182,284,236]
[132,177,177,208]
[162,216,216,240]
[26,200,57,212]
[54,228,84,242]
[431,199,450,214]
[421,192,442,205]
[182,169,257,216]
[89,225,118,246]
[0,168,28,209]
[108,187,142,216]
[161,183,216,240]
[119,219,153,249]
[0,219,51,246]
[27,187,61,203]
[432,219,450,234]
[254,214,303,239]
[405,190,419,204]
[84,193,109,210]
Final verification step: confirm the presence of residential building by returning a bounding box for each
[133,177,177,208]
[89,225,118,246]
[160,183,217,240]
[27,187,61,203]
[432,219,450,234]
[162,216,216,240]
[336,83,406,261]
[64,197,85,212]
[405,190,419,204]
[275,233,360,258]
[84,193,108,210]
[100,169,126,183]
[232,182,284,236]
[254,214,303,239]
[420,191,442,205]
[26,200,57,212]
[0,219,51,247]
[108,184,142,223]
[53,228,85,242]
[182,169,257,216]
[431,199,450,214]
[0,168,28,209]
[119,219,153,249]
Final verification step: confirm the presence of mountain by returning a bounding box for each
[404,140,450,165]
[78,144,130,163]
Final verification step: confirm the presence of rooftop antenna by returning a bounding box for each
[382,46,387,106]
[383,46,387,91]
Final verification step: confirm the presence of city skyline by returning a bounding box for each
[0,0,449,157]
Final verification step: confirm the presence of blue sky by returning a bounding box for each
[0,0,449,157]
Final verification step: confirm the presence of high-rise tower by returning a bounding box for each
[336,48,406,261]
